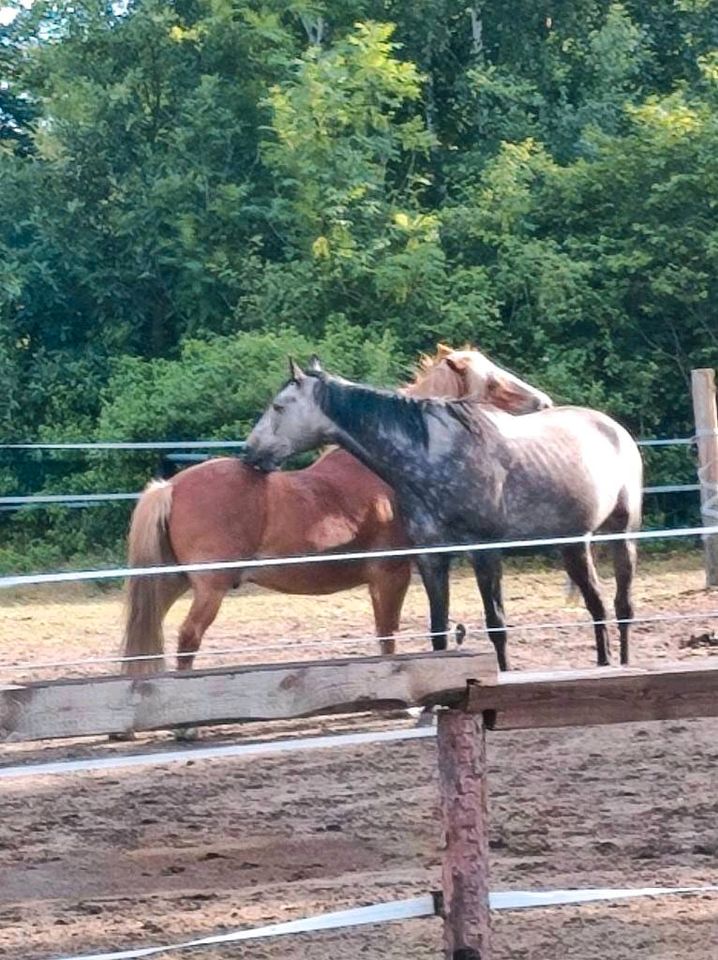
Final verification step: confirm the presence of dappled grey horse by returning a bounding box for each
[245,359,643,669]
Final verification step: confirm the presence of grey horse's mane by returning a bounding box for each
[312,372,487,447]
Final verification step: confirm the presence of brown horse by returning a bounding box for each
[122,345,552,677]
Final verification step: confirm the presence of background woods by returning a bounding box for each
[1,0,717,568]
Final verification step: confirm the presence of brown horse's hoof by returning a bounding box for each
[108,731,136,742]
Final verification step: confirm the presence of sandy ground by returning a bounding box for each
[1,552,717,959]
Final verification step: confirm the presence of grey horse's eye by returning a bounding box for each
[272,403,284,414]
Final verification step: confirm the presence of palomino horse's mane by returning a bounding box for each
[415,341,473,375]
[415,342,554,413]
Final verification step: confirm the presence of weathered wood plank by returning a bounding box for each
[468,661,718,729]
[0,651,496,743]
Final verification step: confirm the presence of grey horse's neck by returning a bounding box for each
[315,375,484,488]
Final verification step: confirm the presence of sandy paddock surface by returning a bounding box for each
[1,553,717,959]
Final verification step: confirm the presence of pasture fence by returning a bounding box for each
[3,654,718,959]
[2,368,717,959]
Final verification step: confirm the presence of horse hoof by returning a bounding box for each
[174,726,199,742]
[414,707,436,728]
[108,731,136,742]
[454,623,467,646]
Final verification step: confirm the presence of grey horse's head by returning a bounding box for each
[244,357,333,471]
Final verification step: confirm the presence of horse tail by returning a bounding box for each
[122,481,187,677]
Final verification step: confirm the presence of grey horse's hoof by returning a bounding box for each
[108,731,136,742]
[173,725,199,742]
[414,706,437,728]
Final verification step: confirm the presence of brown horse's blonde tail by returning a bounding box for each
[122,481,186,677]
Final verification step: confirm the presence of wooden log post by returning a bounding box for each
[437,707,491,960]
[691,368,718,587]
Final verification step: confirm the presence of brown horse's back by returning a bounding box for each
[167,451,408,595]
[255,449,407,594]
[168,458,268,590]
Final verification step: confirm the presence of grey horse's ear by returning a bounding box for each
[307,354,323,374]
[288,357,305,382]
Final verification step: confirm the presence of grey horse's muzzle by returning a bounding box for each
[243,443,279,473]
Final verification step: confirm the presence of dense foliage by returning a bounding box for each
[1,0,717,568]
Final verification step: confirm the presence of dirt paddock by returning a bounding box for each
[1,552,717,959]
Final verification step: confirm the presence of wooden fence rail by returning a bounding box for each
[3,653,717,960]
[3,655,717,744]
[0,651,495,742]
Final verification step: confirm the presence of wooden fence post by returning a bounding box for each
[437,707,491,960]
[691,368,718,587]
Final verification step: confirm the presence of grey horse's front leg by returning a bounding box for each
[414,552,451,650]
[471,549,509,670]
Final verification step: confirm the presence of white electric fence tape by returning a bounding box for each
[0,726,436,780]
[50,886,718,960]
[0,435,694,449]
[3,523,718,590]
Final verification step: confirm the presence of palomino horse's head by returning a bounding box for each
[407,343,552,413]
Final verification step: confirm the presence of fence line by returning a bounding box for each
[0,492,140,506]
[636,437,694,447]
[0,726,436,780]
[0,480,701,510]
[49,886,718,960]
[0,430,701,511]
[51,896,438,960]
[0,435,698,452]
[5,606,718,675]
[643,482,700,494]
[8,654,718,956]
[0,440,248,451]
[2,523,717,590]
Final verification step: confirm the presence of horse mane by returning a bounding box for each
[413,342,476,380]
[315,375,431,446]
[314,372,489,447]
[444,398,489,435]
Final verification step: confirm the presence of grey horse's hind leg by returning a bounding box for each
[562,543,610,666]
[470,550,508,671]
[611,539,636,665]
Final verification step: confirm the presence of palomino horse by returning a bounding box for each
[245,359,643,669]
[122,346,551,677]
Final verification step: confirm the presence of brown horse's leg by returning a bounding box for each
[368,561,411,655]
[611,539,636,666]
[173,579,227,741]
[176,578,226,672]
[562,543,610,666]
